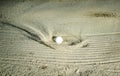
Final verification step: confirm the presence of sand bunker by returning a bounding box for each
[0,0,120,76]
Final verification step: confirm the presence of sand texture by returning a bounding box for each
[0,0,120,76]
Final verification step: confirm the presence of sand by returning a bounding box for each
[0,0,120,76]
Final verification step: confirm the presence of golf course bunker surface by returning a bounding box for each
[0,0,120,76]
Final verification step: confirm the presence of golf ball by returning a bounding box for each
[55,36,63,44]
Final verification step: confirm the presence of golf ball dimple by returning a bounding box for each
[55,36,63,44]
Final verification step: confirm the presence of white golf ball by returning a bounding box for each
[55,36,63,44]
